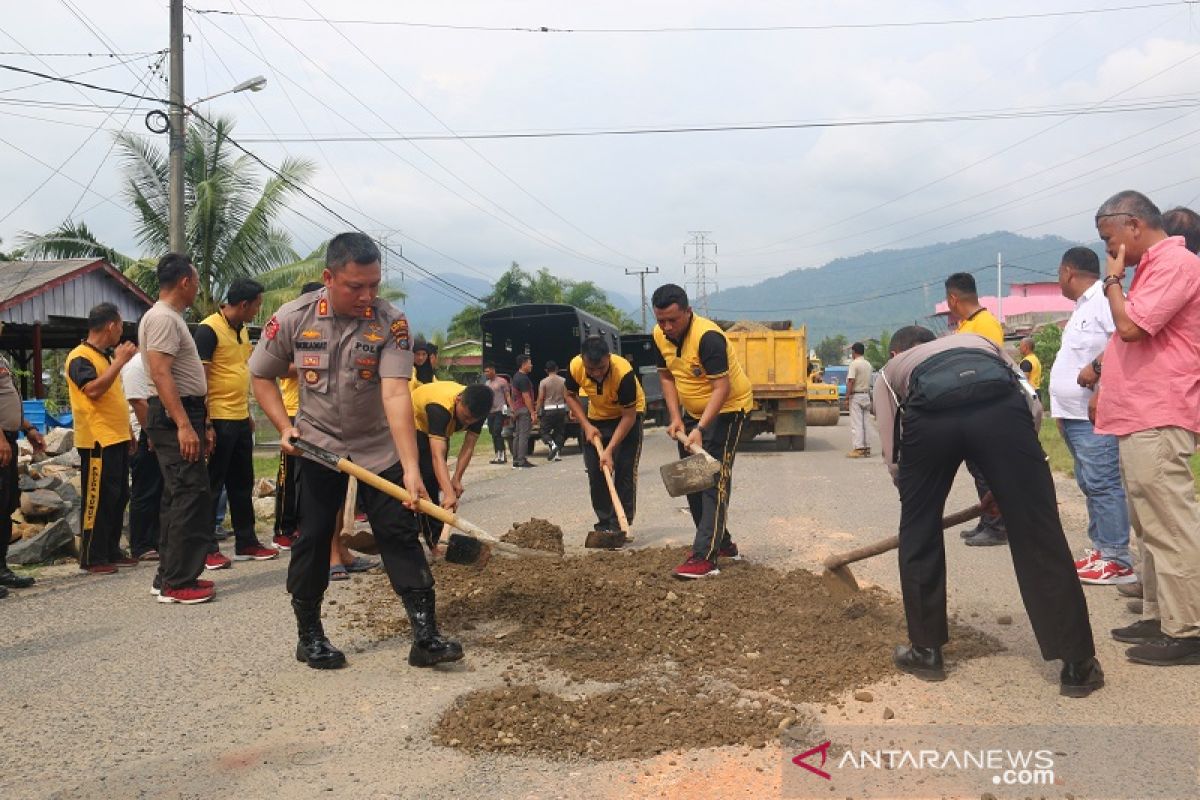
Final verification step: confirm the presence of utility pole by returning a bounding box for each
[625,266,659,332]
[683,231,718,314]
[168,0,185,253]
[996,252,1004,323]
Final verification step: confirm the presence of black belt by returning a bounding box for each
[148,395,207,411]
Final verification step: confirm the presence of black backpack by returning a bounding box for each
[905,347,1019,411]
[881,347,1020,462]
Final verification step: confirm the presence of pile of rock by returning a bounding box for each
[8,428,82,566]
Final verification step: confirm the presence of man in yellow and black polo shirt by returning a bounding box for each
[1018,337,1043,389]
[651,284,754,579]
[563,336,645,546]
[67,303,138,574]
[194,278,278,565]
[272,282,324,551]
[412,380,493,546]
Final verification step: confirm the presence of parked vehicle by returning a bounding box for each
[723,322,809,451]
[617,332,667,426]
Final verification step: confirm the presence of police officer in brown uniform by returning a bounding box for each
[0,356,45,597]
[250,232,461,670]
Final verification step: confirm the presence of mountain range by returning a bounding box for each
[396,231,1094,345]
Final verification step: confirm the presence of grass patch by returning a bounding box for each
[1039,420,1199,493]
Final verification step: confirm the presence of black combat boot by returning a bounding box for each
[892,643,946,681]
[292,597,347,670]
[400,588,463,667]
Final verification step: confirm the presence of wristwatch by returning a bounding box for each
[1091,358,1102,376]
[1102,275,1123,290]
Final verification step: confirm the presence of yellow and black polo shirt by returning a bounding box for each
[195,311,252,420]
[413,380,483,440]
[67,342,131,447]
[564,353,646,420]
[653,313,753,417]
[279,375,300,417]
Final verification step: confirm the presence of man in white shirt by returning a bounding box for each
[1049,247,1133,585]
[122,350,163,561]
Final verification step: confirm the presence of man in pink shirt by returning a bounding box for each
[1092,190,1200,667]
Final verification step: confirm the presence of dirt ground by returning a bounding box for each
[338,547,998,760]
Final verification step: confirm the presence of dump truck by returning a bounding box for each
[722,321,811,451]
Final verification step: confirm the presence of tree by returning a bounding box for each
[447,262,637,340]
[1032,324,1062,405]
[19,116,314,317]
[814,334,849,366]
[863,330,893,370]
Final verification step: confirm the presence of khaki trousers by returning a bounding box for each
[1118,427,1200,638]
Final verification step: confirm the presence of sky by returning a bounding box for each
[2,0,1200,307]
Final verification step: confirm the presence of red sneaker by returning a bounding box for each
[1074,549,1101,570]
[204,552,232,570]
[113,556,140,567]
[272,532,296,551]
[234,544,279,561]
[718,542,742,561]
[151,578,213,597]
[157,583,215,604]
[1078,559,1137,585]
[138,550,160,562]
[673,555,720,580]
[80,563,118,575]
[354,512,367,523]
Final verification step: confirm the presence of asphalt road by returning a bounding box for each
[1,421,1196,799]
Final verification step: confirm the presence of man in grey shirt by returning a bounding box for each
[873,325,1100,697]
[139,253,215,605]
[537,360,568,461]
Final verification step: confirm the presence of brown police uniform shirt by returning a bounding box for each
[248,289,415,474]
[0,354,23,432]
[138,300,208,399]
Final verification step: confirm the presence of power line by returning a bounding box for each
[0,49,167,57]
[183,2,1187,33]
[227,96,1200,142]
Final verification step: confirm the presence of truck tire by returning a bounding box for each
[775,434,805,452]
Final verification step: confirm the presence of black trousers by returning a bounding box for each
[147,398,211,591]
[274,416,299,536]
[206,418,258,551]
[966,464,1007,534]
[414,433,445,547]
[0,431,17,566]
[486,411,506,455]
[582,414,643,531]
[540,408,567,451]
[896,392,1095,662]
[78,441,131,567]
[128,430,162,557]
[290,458,432,602]
[680,411,745,560]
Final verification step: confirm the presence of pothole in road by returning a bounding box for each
[338,547,999,760]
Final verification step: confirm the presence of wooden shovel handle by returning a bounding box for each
[592,437,630,534]
[670,430,716,461]
[821,504,982,571]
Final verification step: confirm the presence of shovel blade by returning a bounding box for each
[660,453,721,497]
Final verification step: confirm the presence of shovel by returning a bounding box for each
[660,431,721,498]
[290,437,557,564]
[820,504,983,595]
[584,437,631,549]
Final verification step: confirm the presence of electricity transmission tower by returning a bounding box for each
[683,231,718,313]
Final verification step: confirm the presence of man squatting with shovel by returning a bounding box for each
[563,335,646,547]
[250,232,463,671]
[651,284,755,579]
[411,379,494,549]
[873,325,1102,697]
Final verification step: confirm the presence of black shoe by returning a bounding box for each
[401,588,463,667]
[0,584,8,599]
[1116,581,1143,599]
[892,644,946,682]
[1111,618,1161,645]
[1126,636,1200,666]
[292,597,347,670]
[512,461,535,469]
[0,567,34,589]
[963,528,1008,547]
[1060,657,1104,697]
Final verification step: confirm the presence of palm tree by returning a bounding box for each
[19,116,315,317]
[254,240,406,322]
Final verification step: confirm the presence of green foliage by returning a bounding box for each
[447,262,638,340]
[863,330,892,370]
[814,334,848,366]
[1032,324,1062,405]
[19,116,315,319]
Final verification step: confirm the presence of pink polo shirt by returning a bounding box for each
[1095,235,1200,436]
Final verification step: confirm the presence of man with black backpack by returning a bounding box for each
[873,326,1102,697]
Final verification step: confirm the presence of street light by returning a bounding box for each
[190,75,267,107]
